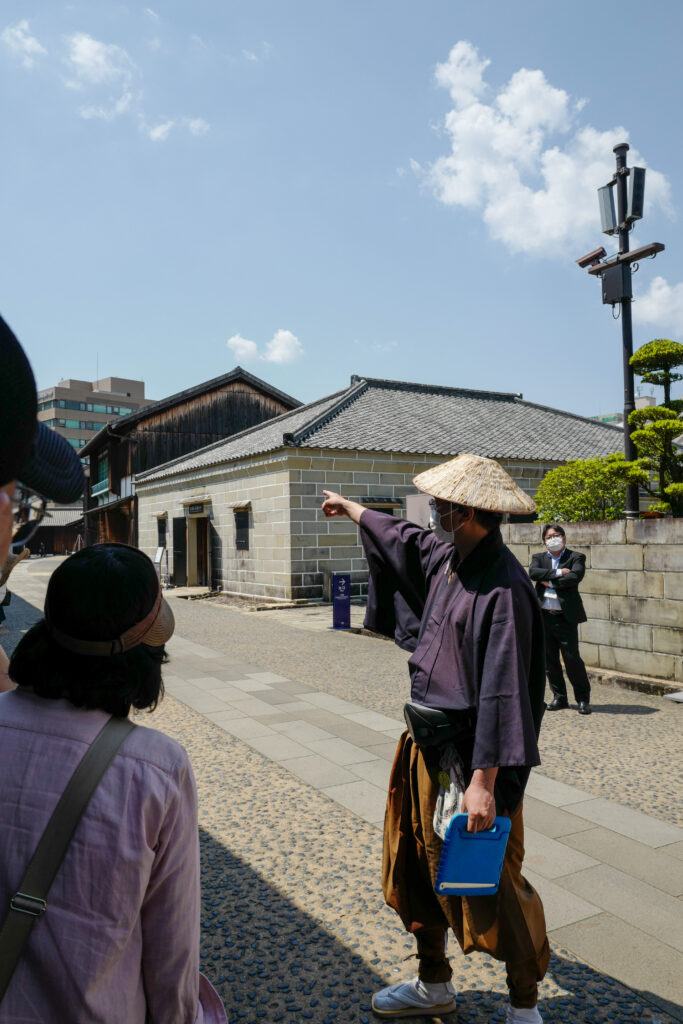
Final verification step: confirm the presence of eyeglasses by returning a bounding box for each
[12,485,49,550]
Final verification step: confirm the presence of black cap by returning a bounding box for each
[0,315,85,502]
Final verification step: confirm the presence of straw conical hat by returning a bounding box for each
[413,454,536,515]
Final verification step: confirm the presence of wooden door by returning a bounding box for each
[172,517,187,587]
[196,517,208,587]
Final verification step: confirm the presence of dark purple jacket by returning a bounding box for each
[359,510,546,813]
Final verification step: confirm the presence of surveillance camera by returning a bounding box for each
[575,247,607,269]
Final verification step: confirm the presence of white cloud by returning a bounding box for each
[63,34,137,121]
[147,119,174,142]
[227,329,303,364]
[633,276,683,335]
[144,8,159,20]
[2,24,209,143]
[1,19,47,69]
[422,41,673,258]
[66,32,134,86]
[184,117,210,136]
[148,36,162,52]
[227,334,260,362]
[241,41,272,64]
[264,329,303,363]
[81,91,133,121]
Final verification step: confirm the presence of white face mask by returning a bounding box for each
[429,503,465,542]
[546,536,564,553]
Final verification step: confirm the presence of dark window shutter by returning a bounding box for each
[235,510,249,550]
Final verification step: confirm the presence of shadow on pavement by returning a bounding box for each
[590,704,659,716]
[198,829,675,1024]
[0,592,43,658]
[199,826,389,1024]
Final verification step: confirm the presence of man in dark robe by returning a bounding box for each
[322,453,549,1024]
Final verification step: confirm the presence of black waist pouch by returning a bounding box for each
[403,701,475,749]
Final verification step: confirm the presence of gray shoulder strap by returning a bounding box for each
[0,716,135,1002]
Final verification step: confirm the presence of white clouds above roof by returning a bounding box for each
[227,329,303,364]
[264,329,303,363]
[1,19,47,69]
[227,334,260,361]
[419,41,672,258]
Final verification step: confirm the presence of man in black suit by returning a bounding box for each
[529,524,592,715]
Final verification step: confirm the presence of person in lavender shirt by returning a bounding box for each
[0,543,227,1024]
[322,454,549,1024]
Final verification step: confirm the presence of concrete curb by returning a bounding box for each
[586,666,682,698]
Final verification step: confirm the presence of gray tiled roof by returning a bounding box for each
[138,377,623,483]
[42,508,83,527]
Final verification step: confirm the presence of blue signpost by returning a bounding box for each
[332,572,351,630]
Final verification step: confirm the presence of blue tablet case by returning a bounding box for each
[435,813,511,896]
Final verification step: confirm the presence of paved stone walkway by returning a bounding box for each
[4,559,683,1023]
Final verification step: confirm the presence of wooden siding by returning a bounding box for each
[129,382,291,475]
[85,379,296,519]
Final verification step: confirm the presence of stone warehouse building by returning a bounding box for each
[135,375,624,600]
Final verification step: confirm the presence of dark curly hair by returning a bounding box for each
[9,544,167,717]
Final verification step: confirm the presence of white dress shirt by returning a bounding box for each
[541,549,565,611]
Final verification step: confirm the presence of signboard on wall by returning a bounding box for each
[187,503,204,515]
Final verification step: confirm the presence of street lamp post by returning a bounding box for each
[613,143,639,516]
[576,142,665,519]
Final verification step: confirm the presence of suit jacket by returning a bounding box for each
[529,547,587,624]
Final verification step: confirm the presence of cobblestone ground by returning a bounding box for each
[152,694,679,1024]
[172,598,683,827]
[4,569,680,1023]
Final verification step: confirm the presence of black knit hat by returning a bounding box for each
[0,315,85,502]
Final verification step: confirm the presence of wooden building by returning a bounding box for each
[80,368,300,554]
[27,509,84,556]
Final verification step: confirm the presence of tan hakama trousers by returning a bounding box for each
[382,733,550,1008]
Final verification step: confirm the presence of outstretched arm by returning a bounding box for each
[321,490,367,525]
[322,491,450,650]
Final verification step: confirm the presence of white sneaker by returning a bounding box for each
[505,1005,543,1023]
[371,976,456,1018]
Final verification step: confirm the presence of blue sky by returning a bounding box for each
[2,1,682,418]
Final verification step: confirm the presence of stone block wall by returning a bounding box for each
[502,518,683,683]
[286,450,561,600]
[137,453,296,600]
[286,447,435,600]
